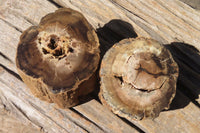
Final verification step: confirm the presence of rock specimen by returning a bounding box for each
[99,37,179,120]
[16,8,100,108]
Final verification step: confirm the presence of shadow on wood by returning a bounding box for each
[96,19,138,58]
[165,42,200,110]
[0,64,22,81]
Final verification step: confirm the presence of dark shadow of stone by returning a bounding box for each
[165,42,200,110]
[96,19,138,58]
[168,90,190,110]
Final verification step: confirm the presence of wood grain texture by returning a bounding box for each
[0,66,108,133]
[0,0,200,133]
[0,109,40,133]
[0,69,86,133]
[74,100,139,133]
[130,90,200,133]
[53,0,200,49]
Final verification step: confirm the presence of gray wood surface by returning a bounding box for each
[0,0,200,133]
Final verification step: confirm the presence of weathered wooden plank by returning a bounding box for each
[0,19,20,63]
[0,54,17,74]
[0,108,40,133]
[0,69,88,133]
[52,0,149,37]
[53,0,200,49]
[0,0,57,25]
[74,100,139,133]
[130,90,200,133]
[110,0,200,49]
[0,0,200,132]
[0,67,107,133]
[0,9,32,32]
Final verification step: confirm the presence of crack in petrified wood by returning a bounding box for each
[100,37,179,120]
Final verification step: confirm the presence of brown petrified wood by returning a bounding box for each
[99,37,179,120]
[15,8,100,108]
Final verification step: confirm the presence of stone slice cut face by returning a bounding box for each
[16,8,100,108]
[99,38,179,120]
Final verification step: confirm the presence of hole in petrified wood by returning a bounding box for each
[38,37,42,44]
[48,38,57,49]
[114,75,123,85]
[42,48,49,54]
[68,47,74,53]
[40,34,69,58]
[53,48,63,56]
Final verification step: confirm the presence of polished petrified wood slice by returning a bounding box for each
[16,8,100,108]
[99,37,179,120]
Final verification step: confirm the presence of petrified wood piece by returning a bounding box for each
[99,37,179,120]
[16,8,100,108]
